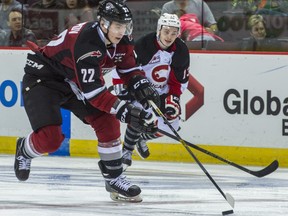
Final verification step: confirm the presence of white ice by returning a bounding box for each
[0,155,287,216]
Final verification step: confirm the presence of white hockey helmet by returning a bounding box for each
[157,13,181,36]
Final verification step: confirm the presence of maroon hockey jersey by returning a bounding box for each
[27,21,142,113]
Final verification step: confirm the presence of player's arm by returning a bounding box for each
[165,40,190,120]
[74,57,156,134]
[115,38,160,109]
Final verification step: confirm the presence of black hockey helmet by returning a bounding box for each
[98,0,132,24]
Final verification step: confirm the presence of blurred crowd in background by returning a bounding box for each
[0,0,288,51]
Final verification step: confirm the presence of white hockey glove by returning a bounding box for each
[113,84,133,101]
[114,100,157,135]
[164,95,181,121]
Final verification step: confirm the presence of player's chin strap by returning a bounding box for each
[148,100,235,209]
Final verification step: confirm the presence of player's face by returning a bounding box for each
[107,21,131,44]
[158,26,179,48]
[250,22,266,40]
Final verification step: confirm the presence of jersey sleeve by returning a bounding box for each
[168,39,190,97]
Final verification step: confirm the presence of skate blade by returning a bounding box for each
[110,192,142,203]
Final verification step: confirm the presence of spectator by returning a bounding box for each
[27,0,65,45]
[0,0,25,30]
[241,14,282,50]
[161,0,218,34]
[0,8,37,47]
[178,12,224,41]
[63,0,95,29]
[64,0,86,9]
[248,14,267,40]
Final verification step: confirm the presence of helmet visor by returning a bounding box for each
[109,20,133,35]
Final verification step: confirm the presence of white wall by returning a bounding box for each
[0,49,287,149]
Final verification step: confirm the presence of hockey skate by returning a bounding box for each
[106,175,142,203]
[98,160,142,203]
[14,137,32,181]
[122,149,133,170]
[135,138,150,159]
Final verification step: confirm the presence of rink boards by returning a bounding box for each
[0,49,287,167]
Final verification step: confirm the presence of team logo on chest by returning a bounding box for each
[76,50,102,63]
[151,65,169,83]
[149,55,160,64]
[114,53,125,62]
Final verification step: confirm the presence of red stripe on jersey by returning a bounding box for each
[113,78,123,85]
[168,68,182,97]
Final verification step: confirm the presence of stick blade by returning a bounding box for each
[225,193,235,208]
[253,160,279,178]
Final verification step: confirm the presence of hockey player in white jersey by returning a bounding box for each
[112,13,190,168]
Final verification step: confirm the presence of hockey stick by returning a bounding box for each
[158,129,279,178]
[149,100,235,208]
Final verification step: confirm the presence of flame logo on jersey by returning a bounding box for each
[151,65,168,83]
[76,50,102,63]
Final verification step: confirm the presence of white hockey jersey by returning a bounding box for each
[112,32,190,98]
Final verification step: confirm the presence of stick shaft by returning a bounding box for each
[149,100,234,208]
[158,128,278,178]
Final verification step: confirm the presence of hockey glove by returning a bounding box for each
[113,84,133,101]
[115,101,158,135]
[128,75,160,109]
[165,95,181,121]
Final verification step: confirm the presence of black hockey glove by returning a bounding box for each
[128,75,160,109]
[165,95,181,121]
[115,101,158,135]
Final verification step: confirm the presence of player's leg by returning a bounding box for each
[135,116,180,159]
[121,125,141,168]
[85,112,142,202]
[15,126,64,181]
[134,97,165,159]
[135,132,162,159]
[15,74,65,181]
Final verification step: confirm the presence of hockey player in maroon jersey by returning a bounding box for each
[14,0,159,202]
[112,13,190,168]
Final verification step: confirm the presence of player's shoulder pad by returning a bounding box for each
[136,32,155,44]
[172,38,190,67]
[74,22,107,61]
[135,32,156,56]
[174,38,189,54]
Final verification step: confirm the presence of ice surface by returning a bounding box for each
[0,155,287,216]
